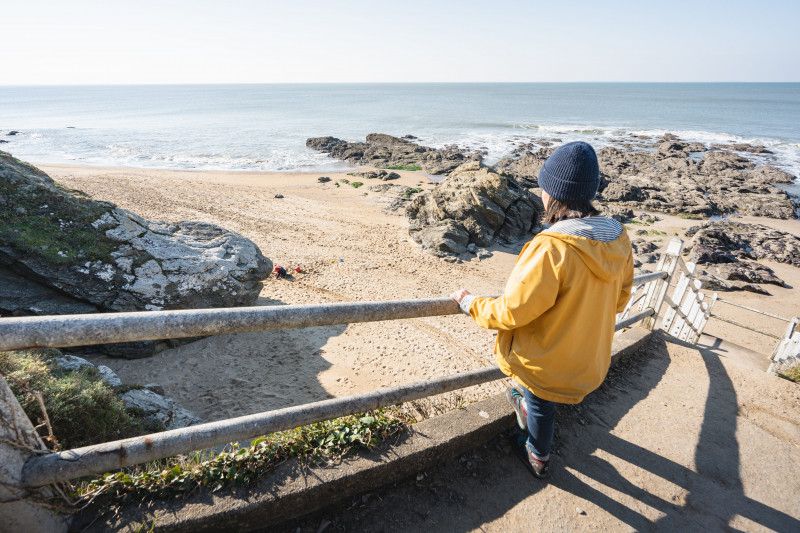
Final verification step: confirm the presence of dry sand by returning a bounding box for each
[40,164,800,423]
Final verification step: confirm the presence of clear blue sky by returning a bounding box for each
[3,0,799,84]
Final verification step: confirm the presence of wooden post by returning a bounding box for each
[670,276,699,338]
[640,238,683,330]
[771,317,799,360]
[661,261,695,333]
[0,375,69,532]
[691,294,718,344]
[679,284,705,342]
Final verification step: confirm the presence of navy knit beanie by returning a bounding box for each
[537,141,600,203]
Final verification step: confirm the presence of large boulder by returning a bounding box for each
[0,151,271,355]
[406,161,542,257]
[306,134,481,175]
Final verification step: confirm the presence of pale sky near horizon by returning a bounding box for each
[3,0,799,85]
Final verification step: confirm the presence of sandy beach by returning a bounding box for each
[40,163,800,423]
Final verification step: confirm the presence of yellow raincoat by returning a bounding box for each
[468,226,634,404]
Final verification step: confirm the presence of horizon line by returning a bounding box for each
[2,80,800,88]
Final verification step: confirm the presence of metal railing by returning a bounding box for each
[2,271,669,491]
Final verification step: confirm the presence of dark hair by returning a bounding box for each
[542,197,601,225]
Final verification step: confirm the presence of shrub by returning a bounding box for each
[350,182,364,188]
[402,187,424,198]
[779,363,800,383]
[0,349,138,449]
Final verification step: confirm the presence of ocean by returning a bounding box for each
[1,83,799,192]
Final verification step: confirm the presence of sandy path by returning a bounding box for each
[41,164,800,422]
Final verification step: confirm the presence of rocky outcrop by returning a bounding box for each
[348,169,400,181]
[495,135,797,219]
[121,388,201,431]
[50,353,200,430]
[306,134,481,175]
[0,151,271,356]
[493,147,554,189]
[683,221,800,293]
[406,161,542,257]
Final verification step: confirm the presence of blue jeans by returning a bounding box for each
[523,387,555,460]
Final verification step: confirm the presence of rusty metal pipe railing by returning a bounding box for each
[0,298,462,352]
[21,366,505,488]
[0,271,660,352]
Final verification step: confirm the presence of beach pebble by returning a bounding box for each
[274,194,284,198]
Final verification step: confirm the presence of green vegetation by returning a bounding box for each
[79,409,411,506]
[403,187,424,198]
[350,181,364,188]
[778,363,800,383]
[0,152,118,265]
[339,178,350,184]
[0,349,139,449]
[634,229,668,237]
[678,214,703,220]
[382,164,422,172]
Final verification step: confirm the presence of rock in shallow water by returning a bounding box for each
[306,133,481,175]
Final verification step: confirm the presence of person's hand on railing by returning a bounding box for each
[450,289,475,315]
[449,289,471,303]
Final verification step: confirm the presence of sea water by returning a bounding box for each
[1,83,798,191]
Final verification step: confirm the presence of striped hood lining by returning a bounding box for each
[543,216,623,242]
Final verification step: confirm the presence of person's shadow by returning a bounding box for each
[547,332,798,531]
[295,329,799,532]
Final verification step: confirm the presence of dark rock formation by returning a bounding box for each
[493,147,555,189]
[406,161,542,257]
[0,151,272,356]
[495,136,797,219]
[349,169,400,181]
[685,221,800,268]
[306,134,481,175]
[683,221,800,293]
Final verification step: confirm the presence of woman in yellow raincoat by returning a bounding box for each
[451,141,633,479]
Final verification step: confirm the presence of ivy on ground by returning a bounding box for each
[79,409,411,508]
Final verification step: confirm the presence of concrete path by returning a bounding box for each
[697,333,773,372]
[276,332,800,532]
